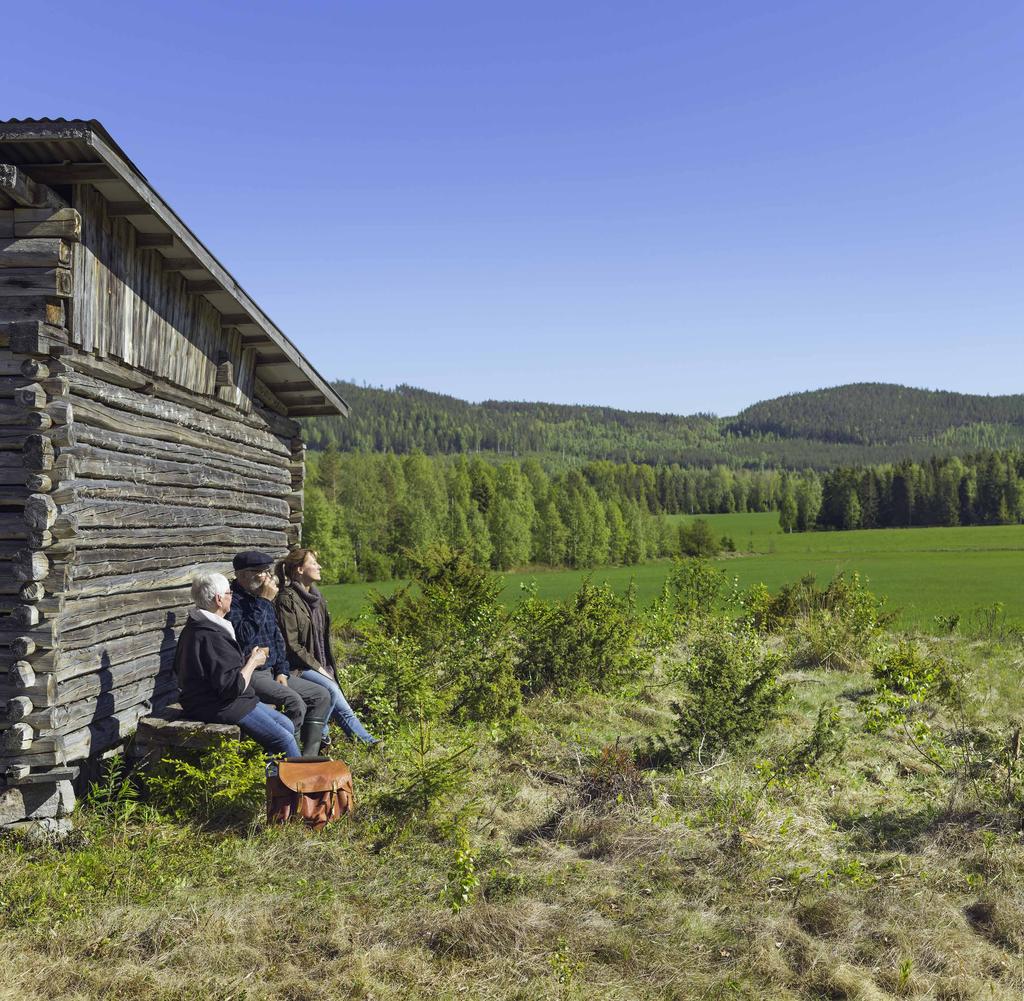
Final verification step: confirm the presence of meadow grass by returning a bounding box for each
[323,514,1024,633]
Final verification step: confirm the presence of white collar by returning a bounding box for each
[190,607,236,640]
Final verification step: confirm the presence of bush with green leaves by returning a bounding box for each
[142,737,267,826]
[513,577,654,695]
[364,545,521,724]
[678,518,721,557]
[664,619,790,764]
[755,704,847,796]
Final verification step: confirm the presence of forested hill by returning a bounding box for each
[302,380,1024,470]
[728,383,1024,446]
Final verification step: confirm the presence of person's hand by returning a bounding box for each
[247,646,269,670]
[259,576,279,601]
[275,673,288,686]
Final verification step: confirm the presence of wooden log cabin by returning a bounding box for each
[0,119,348,828]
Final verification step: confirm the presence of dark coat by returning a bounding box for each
[226,580,291,677]
[275,582,337,678]
[174,613,259,724]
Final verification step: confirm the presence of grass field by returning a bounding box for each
[323,513,1024,632]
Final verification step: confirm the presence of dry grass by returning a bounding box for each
[5,636,1024,999]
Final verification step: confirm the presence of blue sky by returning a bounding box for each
[6,1,1024,415]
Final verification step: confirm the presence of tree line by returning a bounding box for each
[302,448,818,582]
[797,450,1024,531]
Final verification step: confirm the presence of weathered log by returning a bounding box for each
[24,493,56,530]
[14,382,46,408]
[54,586,191,634]
[134,715,239,752]
[48,525,287,555]
[6,320,69,356]
[0,296,64,326]
[0,238,71,268]
[20,358,50,380]
[0,703,150,766]
[24,473,51,493]
[58,351,300,440]
[0,514,30,540]
[0,167,65,211]
[0,723,32,751]
[68,373,290,458]
[0,268,73,298]
[0,782,74,824]
[51,479,290,518]
[9,603,40,628]
[51,445,290,499]
[61,499,285,532]
[0,666,50,702]
[19,581,46,603]
[70,395,286,469]
[22,433,54,471]
[58,603,191,654]
[49,420,290,484]
[12,549,49,583]
[0,696,32,722]
[21,675,177,735]
[43,654,169,706]
[12,207,82,241]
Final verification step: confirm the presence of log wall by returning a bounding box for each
[0,168,306,824]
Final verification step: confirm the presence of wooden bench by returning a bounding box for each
[132,704,240,758]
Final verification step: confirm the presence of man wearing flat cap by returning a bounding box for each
[227,550,332,756]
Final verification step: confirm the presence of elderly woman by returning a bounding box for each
[275,549,378,745]
[175,571,300,758]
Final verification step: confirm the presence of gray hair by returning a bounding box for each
[191,572,231,611]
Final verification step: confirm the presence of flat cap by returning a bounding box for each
[233,550,275,572]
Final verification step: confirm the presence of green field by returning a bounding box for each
[322,512,1024,631]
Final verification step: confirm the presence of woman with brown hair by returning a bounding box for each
[274,548,378,746]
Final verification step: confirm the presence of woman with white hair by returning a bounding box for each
[174,571,300,758]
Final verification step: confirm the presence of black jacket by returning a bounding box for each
[174,613,259,724]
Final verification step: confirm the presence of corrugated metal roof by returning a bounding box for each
[0,119,348,418]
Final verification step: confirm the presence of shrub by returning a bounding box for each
[756,704,847,795]
[662,557,728,621]
[365,545,521,723]
[143,737,267,826]
[513,578,653,695]
[665,619,790,764]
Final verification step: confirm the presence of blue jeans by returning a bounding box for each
[238,702,300,758]
[298,670,377,744]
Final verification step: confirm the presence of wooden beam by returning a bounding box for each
[285,406,336,416]
[260,379,321,394]
[0,269,73,298]
[0,239,71,269]
[0,165,64,211]
[159,257,199,272]
[105,201,151,217]
[21,163,117,184]
[185,279,220,294]
[12,208,81,241]
[219,313,252,326]
[135,233,174,248]
[255,351,288,366]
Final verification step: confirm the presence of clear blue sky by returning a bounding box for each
[7,1,1024,415]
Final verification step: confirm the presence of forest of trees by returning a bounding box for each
[301,381,1024,470]
[810,451,1024,531]
[301,447,1024,583]
[302,448,819,582]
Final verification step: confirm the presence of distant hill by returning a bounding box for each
[727,382,1024,446]
[302,380,1024,470]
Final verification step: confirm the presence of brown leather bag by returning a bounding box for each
[265,758,354,830]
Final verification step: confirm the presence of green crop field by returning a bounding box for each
[322,512,1024,632]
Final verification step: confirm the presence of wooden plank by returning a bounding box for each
[0,268,73,298]
[13,208,81,241]
[21,675,177,735]
[134,233,174,248]
[22,163,116,184]
[104,201,150,217]
[184,279,220,294]
[0,211,11,238]
[0,165,64,211]
[0,239,71,269]
[62,499,286,533]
